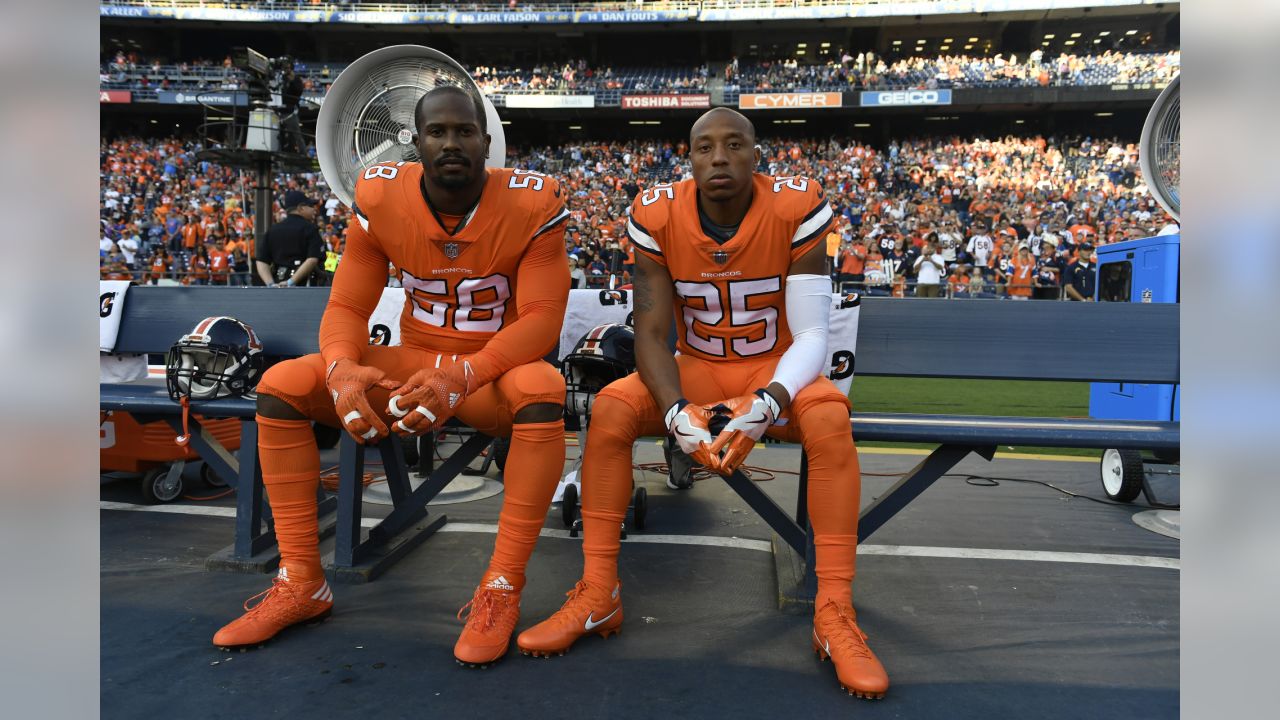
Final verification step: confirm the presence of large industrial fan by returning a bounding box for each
[315,45,506,207]
[1139,74,1179,222]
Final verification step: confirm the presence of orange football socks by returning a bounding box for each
[486,419,566,586]
[796,401,862,608]
[256,415,325,583]
[578,396,639,589]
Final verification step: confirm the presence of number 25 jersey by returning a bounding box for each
[626,173,832,363]
[320,163,570,374]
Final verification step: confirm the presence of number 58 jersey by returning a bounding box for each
[322,162,570,359]
[626,173,832,363]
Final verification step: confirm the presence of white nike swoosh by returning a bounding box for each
[813,629,830,654]
[584,607,619,631]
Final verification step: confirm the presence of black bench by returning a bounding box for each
[731,297,1180,611]
[100,286,494,582]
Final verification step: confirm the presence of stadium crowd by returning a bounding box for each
[101,132,1176,298]
[101,49,1178,96]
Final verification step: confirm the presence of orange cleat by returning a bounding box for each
[454,572,523,668]
[517,580,622,657]
[812,600,890,700]
[212,574,333,650]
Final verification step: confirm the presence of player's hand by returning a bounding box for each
[665,399,718,469]
[708,389,780,476]
[325,357,390,445]
[383,356,476,436]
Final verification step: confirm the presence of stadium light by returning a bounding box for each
[854,123,871,128]
[1099,31,1111,36]
[1094,39,1102,44]
[893,40,902,45]
[1065,40,1075,46]
[1094,112,1113,117]
[796,50,806,55]
[501,120,511,125]
[821,42,831,48]
[940,45,951,51]
[1126,29,1138,35]
[966,44,974,50]
[1015,119,1025,124]
[1041,42,1050,46]
[944,38,953,42]
[645,121,661,125]
[1070,32,1082,38]
[569,125,582,130]
[798,43,807,48]
[968,37,978,42]
[628,121,645,125]
[1044,33,1055,39]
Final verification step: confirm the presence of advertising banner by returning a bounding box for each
[739,92,842,110]
[859,89,953,107]
[621,94,711,110]
[99,90,131,104]
[156,91,248,106]
[504,95,596,109]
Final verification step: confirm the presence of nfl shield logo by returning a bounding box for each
[443,242,460,259]
[712,250,729,265]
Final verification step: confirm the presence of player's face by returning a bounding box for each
[416,95,490,190]
[690,117,757,201]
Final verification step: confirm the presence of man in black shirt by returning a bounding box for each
[255,190,324,287]
[279,67,306,154]
[1064,243,1097,301]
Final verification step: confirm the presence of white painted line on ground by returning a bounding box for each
[100,501,1178,570]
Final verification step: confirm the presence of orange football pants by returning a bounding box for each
[580,354,861,608]
[255,345,565,586]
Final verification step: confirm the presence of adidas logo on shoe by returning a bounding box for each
[485,575,515,592]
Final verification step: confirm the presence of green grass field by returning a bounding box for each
[847,376,1099,458]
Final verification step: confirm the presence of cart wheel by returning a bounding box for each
[632,487,647,532]
[313,422,341,450]
[200,462,229,488]
[1100,449,1145,502]
[141,467,184,504]
[562,483,578,528]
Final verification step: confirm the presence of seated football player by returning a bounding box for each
[212,85,572,668]
[516,108,890,699]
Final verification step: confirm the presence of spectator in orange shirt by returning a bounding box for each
[838,239,867,290]
[209,242,230,285]
[189,245,211,285]
[181,213,201,250]
[146,250,169,285]
[1008,245,1035,300]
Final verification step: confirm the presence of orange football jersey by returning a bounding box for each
[627,173,832,363]
[321,162,570,377]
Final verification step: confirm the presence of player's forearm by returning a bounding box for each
[636,331,683,413]
[468,229,571,387]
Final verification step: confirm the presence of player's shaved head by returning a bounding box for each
[689,107,755,145]
[415,84,487,135]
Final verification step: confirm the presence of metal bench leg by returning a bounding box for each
[772,452,819,613]
[327,432,490,583]
[857,443,995,543]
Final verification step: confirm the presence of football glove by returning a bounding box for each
[708,389,781,476]
[384,355,477,436]
[665,398,718,470]
[326,357,390,445]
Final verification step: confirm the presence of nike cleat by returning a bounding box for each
[212,575,333,650]
[516,580,622,657]
[454,572,523,668]
[812,600,890,700]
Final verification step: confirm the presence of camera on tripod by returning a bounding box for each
[230,46,303,153]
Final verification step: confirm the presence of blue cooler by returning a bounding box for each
[1090,235,1180,422]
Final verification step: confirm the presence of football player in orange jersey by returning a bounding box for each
[212,86,573,668]
[517,108,890,699]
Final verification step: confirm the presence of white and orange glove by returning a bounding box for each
[708,389,780,476]
[326,357,391,445]
[384,356,477,436]
[665,398,719,470]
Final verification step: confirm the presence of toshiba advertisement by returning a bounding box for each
[621,94,712,109]
[738,92,843,110]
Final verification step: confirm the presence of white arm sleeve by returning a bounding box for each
[769,274,832,402]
